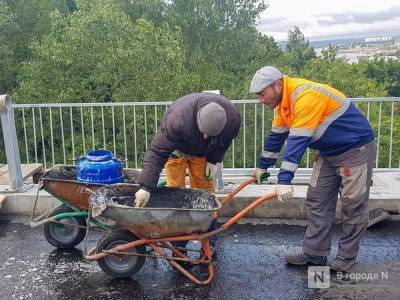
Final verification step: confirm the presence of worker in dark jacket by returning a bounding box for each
[135,92,241,207]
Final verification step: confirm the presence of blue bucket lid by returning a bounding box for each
[86,149,113,162]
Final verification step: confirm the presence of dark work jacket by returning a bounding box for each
[139,93,241,190]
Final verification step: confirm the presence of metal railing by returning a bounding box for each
[3,97,399,170]
[0,95,23,190]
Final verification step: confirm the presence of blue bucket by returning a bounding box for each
[76,150,124,184]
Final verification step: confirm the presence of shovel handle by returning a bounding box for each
[221,177,257,206]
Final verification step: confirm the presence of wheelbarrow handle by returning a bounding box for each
[200,191,277,238]
[221,192,277,229]
[220,177,257,206]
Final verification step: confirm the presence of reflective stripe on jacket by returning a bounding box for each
[259,76,374,184]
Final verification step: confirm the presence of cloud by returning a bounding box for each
[257,17,309,32]
[318,5,400,26]
[257,4,400,41]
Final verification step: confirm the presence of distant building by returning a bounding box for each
[365,36,393,43]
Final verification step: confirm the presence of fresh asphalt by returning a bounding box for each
[1,214,400,299]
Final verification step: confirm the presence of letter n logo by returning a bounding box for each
[308,266,330,288]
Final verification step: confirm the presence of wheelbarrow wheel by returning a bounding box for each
[97,230,146,278]
[43,206,87,249]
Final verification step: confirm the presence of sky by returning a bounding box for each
[258,0,400,41]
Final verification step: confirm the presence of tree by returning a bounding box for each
[284,26,316,74]
[0,1,19,94]
[167,0,267,70]
[163,0,281,97]
[366,57,400,97]
[112,0,167,25]
[302,56,386,98]
[15,0,186,103]
[0,0,70,94]
[320,45,339,62]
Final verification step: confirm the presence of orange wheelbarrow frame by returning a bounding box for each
[85,177,277,285]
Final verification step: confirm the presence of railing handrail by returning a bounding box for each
[12,97,400,108]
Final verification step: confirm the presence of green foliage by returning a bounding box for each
[15,1,186,103]
[0,1,19,93]
[301,53,386,98]
[164,0,275,97]
[284,26,316,73]
[366,57,400,97]
[112,0,167,25]
[0,1,398,168]
[0,0,70,94]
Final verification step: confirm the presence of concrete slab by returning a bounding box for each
[0,186,58,214]
[0,163,43,186]
[372,172,400,188]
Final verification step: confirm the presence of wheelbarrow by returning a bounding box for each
[85,178,277,284]
[30,165,165,249]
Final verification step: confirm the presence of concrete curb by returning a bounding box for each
[217,183,400,219]
[1,181,399,219]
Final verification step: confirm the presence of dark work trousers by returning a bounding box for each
[303,140,376,259]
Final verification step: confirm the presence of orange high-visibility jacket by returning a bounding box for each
[259,76,374,184]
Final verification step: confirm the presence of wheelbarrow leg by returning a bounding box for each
[148,241,215,285]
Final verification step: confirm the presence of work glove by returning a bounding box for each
[205,162,217,181]
[134,188,151,208]
[276,184,294,203]
[254,168,269,184]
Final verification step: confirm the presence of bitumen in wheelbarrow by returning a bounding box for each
[85,178,277,285]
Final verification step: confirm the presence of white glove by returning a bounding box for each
[205,162,217,181]
[254,168,268,184]
[134,189,151,208]
[276,184,294,203]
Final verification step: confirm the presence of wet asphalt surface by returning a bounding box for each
[1,214,400,300]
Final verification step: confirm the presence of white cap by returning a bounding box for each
[249,66,283,93]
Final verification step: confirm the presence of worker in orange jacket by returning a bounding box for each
[250,66,375,272]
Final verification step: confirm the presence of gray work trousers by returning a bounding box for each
[303,140,376,259]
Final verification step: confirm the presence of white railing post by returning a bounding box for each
[0,95,23,190]
[203,90,224,192]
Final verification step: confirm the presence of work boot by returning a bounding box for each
[329,256,356,272]
[285,253,327,266]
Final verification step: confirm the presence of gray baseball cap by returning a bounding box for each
[197,102,227,136]
[249,66,283,93]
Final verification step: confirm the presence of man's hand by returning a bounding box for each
[135,189,151,208]
[276,184,294,203]
[205,162,217,181]
[254,168,269,184]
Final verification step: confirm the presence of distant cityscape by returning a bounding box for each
[278,34,400,63]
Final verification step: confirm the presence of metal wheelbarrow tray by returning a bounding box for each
[97,184,221,239]
[41,165,141,210]
[30,165,142,249]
